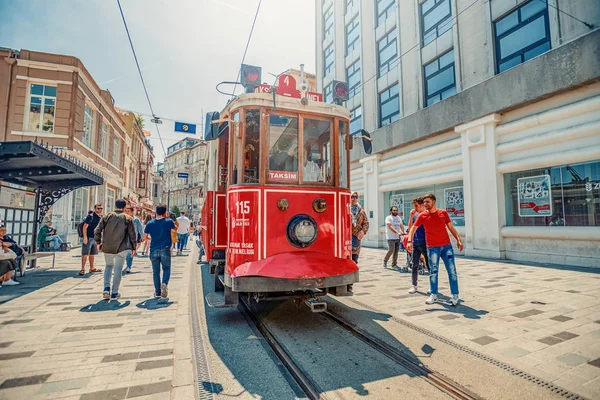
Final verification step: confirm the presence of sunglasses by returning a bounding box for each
[351,195,358,199]
[96,207,103,210]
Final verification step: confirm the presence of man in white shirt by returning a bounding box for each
[176,212,191,255]
[383,205,406,269]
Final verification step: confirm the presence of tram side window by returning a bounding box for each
[302,118,332,184]
[339,120,349,188]
[268,115,299,182]
[244,109,260,183]
[231,113,240,185]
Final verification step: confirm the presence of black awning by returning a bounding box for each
[0,141,103,190]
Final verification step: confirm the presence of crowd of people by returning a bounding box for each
[351,193,464,306]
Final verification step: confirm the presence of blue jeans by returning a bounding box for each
[427,244,459,295]
[177,233,189,251]
[126,252,133,269]
[46,235,63,250]
[150,247,171,295]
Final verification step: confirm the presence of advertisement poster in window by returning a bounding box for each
[0,186,36,210]
[390,194,404,217]
[444,187,464,223]
[517,175,552,217]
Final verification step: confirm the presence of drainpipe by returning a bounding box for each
[3,52,17,141]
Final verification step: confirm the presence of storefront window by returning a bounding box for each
[505,160,600,226]
[384,180,465,226]
[268,115,298,183]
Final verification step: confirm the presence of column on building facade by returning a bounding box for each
[456,113,503,259]
[359,154,383,247]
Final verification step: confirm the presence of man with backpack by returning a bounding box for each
[124,205,143,273]
[94,199,137,300]
[79,205,103,276]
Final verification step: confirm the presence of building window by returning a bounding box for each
[421,0,452,46]
[350,106,362,134]
[424,49,456,107]
[153,183,158,198]
[324,45,335,77]
[345,0,355,14]
[139,170,146,189]
[106,187,115,210]
[505,160,600,227]
[494,0,550,73]
[323,3,334,38]
[346,59,361,98]
[112,136,119,167]
[377,28,398,77]
[376,0,396,27]
[100,123,108,158]
[324,84,333,104]
[82,103,94,148]
[379,84,400,127]
[26,84,56,133]
[346,16,360,55]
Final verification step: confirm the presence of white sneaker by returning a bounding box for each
[425,294,437,305]
[3,279,20,286]
[408,286,417,294]
[450,294,459,306]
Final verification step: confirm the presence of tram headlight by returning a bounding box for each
[312,198,327,213]
[286,214,318,248]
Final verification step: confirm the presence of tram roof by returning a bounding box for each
[220,93,351,120]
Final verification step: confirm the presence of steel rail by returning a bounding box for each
[239,298,326,400]
[322,310,482,400]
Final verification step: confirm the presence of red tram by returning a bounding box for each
[201,66,369,309]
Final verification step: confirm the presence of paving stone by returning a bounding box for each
[117,312,142,317]
[481,284,505,288]
[125,380,172,398]
[472,336,498,346]
[47,302,71,306]
[139,349,173,359]
[62,326,95,333]
[438,314,459,320]
[38,377,90,394]
[1,319,34,325]
[63,307,83,311]
[554,331,579,341]
[538,336,564,346]
[101,352,140,363]
[404,310,426,317]
[135,358,173,371]
[550,315,573,322]
[80,387,128,400]
[501,347,531,358]
[0,341,14,348]
[512,289,526,293]
[588,358,600,368]
[147,328,175,335]
[558,353,590,366]
[0,374,51,389]
[0,351,35,360]
[93,323,123,330]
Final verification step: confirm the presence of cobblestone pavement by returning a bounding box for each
[0,249,195,400]
[348,247,600,399]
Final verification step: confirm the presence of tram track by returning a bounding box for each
[239,296,481,400]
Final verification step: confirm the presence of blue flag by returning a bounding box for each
[174,122,196,134]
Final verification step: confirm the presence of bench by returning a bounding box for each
[19,252,55,277]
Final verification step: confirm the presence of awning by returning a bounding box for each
[0,141,103,189]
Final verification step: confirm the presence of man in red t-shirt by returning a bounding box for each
[407,193,463,306]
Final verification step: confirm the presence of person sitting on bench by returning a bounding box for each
[38,221,64,251]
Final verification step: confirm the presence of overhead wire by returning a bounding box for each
[116,0,167,156]
[230,0,263,98]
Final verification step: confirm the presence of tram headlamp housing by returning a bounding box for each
[312,198,327,213]
[286,214,318,248]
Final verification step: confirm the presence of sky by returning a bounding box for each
[0,0,316,161]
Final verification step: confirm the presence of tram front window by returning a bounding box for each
[268,115,299,182]
[302,118,332,184]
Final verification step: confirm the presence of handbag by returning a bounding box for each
[0,248,17,260]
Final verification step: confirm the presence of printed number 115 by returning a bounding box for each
[236,201,250,214]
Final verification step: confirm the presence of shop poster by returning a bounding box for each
[0,186,36,210]
[390,194,404,217]
[517,175,552,217]
[444,187,464,220]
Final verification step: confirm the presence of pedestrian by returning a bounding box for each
[144,204,176,298]
[38,221,64,251]
[0,226,21,286]
[140,214,152,256]
[176,211,191,255]
[94,199,137,300]
[383,205,406,269]
[407,197,430,294]
[194,223,206,264]
[124,206,144,273]
[79,204,103,276]
[406,194,463,305]
[169,213,179,256]
[350,192,369,264]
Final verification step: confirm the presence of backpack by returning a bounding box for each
[77,221,85,238]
